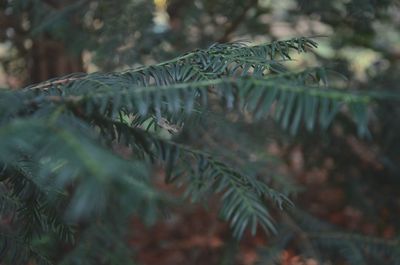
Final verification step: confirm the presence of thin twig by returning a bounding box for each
[27,77,82,91]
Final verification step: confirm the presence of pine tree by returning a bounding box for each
[2,0,400,264]
[0,38,399,264]
[2,36,398,265]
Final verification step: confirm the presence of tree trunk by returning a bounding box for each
[29,38,84,84]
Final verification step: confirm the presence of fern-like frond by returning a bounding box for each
[25,37,316,91]
[20,74,371,136]
[89,117,290,238]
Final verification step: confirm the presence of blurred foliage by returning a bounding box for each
[1,0,400,264]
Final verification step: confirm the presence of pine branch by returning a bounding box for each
[2,37,398,264]
[86,115,290,238]
[22,74,372,137]
[25,37,317,91]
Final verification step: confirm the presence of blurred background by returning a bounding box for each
[1,0,400,264]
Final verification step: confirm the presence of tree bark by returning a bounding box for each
[29,38,84,84]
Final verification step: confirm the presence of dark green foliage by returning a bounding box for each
[258,209,400,265]
[0,37,397,264]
